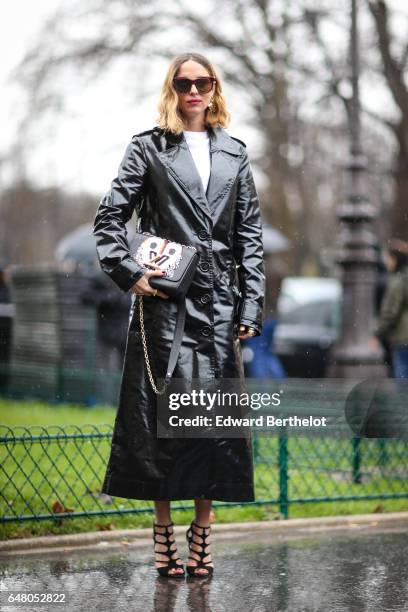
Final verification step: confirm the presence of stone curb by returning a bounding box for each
[1,511,408,556]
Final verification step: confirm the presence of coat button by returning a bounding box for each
[201,326,212,337]
[200,293,211,304]
[199,261,210,272]
[198,230,209,240]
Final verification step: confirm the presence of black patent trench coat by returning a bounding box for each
[93,125,265,502]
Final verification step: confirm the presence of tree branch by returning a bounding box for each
[368,0,408,114]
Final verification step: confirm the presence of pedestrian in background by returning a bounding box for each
[371,239,408,379]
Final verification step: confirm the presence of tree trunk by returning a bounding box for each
[391,119,408,239]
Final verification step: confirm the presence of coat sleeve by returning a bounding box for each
[93,136,147,292]
[372,274,404,341]
[233,149,265,336]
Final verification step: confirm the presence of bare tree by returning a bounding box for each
[304,1,408,240]
[368,0,408,240]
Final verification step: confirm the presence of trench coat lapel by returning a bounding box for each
[158,126,243,222]
[205,127,243,221]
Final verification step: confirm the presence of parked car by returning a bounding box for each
[274,278,342,378]
[277,277,341,314]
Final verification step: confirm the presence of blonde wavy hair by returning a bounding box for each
[156,53,231,134]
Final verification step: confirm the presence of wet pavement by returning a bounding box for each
[1,526,408,612]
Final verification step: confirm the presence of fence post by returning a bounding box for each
[278,428,289,518]
[84,308,98,405]
[378,438,388,467]
[352,437,362,484]
[252,434,260,463]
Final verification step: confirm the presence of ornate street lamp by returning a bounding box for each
[326,0,387,377]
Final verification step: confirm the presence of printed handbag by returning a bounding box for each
[131,232,200,394]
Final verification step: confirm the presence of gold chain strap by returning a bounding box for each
[138,295,168,395]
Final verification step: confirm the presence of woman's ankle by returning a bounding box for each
[154,518,172,526]
[154,501,172,526]
[193,519,210,528]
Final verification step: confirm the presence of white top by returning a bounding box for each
[183,129,211,193]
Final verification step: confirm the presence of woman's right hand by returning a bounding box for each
[131,270,169,299]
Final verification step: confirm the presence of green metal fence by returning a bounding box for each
[1,425,407,523]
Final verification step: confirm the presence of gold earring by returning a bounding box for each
[208,98,215,112]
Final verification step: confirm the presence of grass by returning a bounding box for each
[1,398,408,540]
[0,398,117,429]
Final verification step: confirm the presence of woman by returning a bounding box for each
[372,239,408,379]
[93,52,265,578]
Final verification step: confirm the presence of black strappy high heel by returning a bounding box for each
[186,521,214,578]
[153,522,185,578]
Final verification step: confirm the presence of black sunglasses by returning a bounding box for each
[172,77,216,94]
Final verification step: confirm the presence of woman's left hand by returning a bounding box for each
[238,324,257,340]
